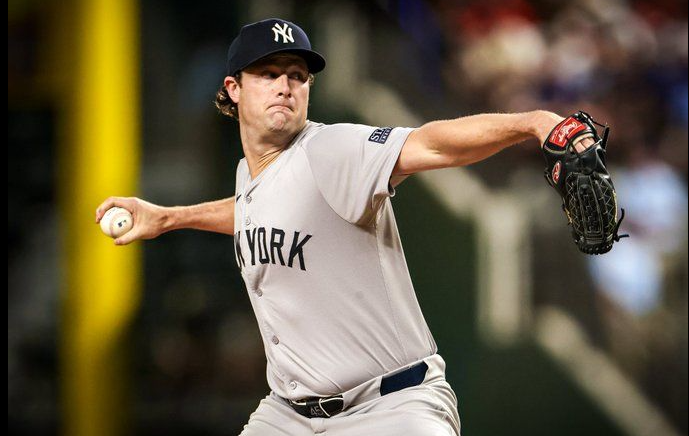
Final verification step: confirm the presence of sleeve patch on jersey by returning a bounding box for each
[368,127,393,144]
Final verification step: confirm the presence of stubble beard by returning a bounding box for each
[266,110,306,138]
[266,111,291,133]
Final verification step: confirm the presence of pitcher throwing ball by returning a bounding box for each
[96,18,614,436]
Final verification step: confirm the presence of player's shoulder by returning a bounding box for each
[236,157,248,174]
[301,121,380,150]
[313,122,376,137]
[234,157,249,188]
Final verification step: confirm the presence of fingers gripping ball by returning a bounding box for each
[100,207,134,239]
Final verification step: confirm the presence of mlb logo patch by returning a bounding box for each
[368,127,393,144]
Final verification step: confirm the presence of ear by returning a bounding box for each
[224,76,241,104]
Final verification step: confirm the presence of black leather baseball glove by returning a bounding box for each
[542,111,628,254]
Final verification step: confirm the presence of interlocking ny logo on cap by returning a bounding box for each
[272,23,294,43]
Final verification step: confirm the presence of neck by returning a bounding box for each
[239,122,305,179]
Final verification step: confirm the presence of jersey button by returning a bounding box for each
[246,195,252,203]
[255,289,263,297]
[288,381,297,390]
[245,217,251,226]
[271,335,280,345]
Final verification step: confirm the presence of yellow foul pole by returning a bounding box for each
[59,0,141,435]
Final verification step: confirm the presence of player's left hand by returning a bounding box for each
[541,111,628,254]
[533,111,594,152]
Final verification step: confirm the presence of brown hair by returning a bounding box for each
[214,71,315,122]
[215,72,242,120]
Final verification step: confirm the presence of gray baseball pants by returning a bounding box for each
[239,354,460,436]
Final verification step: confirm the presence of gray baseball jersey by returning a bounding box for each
[233,120,438,401]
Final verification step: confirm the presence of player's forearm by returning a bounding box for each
[417,111,560,167]
[166,197,236,235]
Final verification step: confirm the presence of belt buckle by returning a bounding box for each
[292,395,344,418]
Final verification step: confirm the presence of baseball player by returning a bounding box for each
[96,18,585,436]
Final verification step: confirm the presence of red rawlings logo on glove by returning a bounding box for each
[552,161,562,183]
[549,117,587,148]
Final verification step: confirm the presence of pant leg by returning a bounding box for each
[324,380,461,436]
[239,392,314,436]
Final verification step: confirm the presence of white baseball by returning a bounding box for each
[100,207,134,238]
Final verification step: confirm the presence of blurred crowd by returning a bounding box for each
[429,0,688,429]
[440,0,687,171]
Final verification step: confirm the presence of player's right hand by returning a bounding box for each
[95,197,169,245]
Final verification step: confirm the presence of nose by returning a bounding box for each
[275,74,291,97]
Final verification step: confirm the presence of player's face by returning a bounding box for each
[233,54,310,137]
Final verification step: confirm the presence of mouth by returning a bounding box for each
[268,104,293,112]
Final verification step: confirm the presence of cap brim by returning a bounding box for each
[238,48,326,75]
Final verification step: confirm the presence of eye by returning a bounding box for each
[261,71,279,79]
[289,72,307,82]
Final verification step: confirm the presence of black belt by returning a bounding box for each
[287,361,429,419]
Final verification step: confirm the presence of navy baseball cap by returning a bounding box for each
[226,18,326,76]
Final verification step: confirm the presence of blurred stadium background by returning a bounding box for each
[8,0,687,435]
